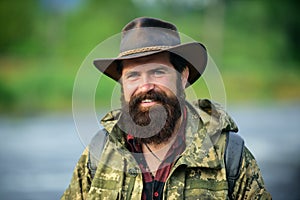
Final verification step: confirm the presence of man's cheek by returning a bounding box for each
[157,85,177,99]
[124,90,134,103]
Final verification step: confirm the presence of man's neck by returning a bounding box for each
[141,115,183,174]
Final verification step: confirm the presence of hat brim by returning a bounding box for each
[93,42,207,87]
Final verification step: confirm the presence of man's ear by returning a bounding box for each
[181,67,189,88]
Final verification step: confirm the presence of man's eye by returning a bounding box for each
[126,72,139,79]
[153,70,165,76]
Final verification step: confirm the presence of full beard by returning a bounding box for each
[119,83,185,145]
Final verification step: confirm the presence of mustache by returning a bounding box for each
[130,90,169,107]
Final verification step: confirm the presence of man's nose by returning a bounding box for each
[139,75,154,92]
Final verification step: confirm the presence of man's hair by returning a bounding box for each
[116,52,189,75]
[169,52,189,73]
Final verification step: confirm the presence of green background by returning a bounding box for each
[1,0,299,115]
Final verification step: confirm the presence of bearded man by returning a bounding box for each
[61,17,271,200]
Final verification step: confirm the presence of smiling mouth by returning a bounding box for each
[140,99,157,107]
[141,99,153,103]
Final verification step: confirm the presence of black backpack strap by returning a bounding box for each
[225,131,244,199]
[88,129,108,179]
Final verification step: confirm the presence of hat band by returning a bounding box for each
[118,46,171,57]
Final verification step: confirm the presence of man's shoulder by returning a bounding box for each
[100,109,122,133]
[190,99,228,119]
[187,99,238,133]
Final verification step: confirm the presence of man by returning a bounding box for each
[62,17,271,199]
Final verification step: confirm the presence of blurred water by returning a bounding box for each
[229,104,300,200]
[0,104,299,200]
[0,114,84,200]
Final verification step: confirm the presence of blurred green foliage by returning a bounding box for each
[0,0,299,114]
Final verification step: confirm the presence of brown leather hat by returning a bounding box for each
[93,17,207,86]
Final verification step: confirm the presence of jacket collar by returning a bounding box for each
[177,100,238,169]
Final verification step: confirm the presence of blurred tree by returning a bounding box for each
[0,79,15,111]
[0,0,38,55]
[225,0,300,66]
[267,0,300,63]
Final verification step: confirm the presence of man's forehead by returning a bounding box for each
[122,52,171,67]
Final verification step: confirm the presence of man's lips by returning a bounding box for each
[140,99,157,107]
[141,99,154,103]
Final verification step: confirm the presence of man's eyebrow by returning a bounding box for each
[124,70,140,76]
[123,65,171,77]
[148,66,170,72]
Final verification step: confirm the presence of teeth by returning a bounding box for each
[142,99,153,103]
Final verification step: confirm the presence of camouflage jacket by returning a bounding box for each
[61,99,271,200]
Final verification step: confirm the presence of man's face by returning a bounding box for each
[119,52,189,144]
[121,52,188,104]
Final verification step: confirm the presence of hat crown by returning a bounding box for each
[120,17,181,55]
[122,17,178,32]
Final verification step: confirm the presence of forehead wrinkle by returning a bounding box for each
[122,52,170,67]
